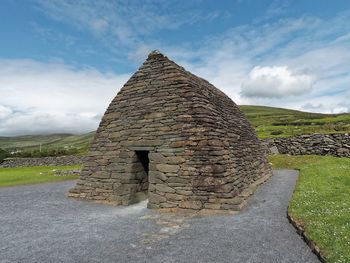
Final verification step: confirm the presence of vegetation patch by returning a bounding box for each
[0,148,8,163]
[240,105,350,138]
[0,132,94,156]
[0,165,81,187]
[269,154,350,263]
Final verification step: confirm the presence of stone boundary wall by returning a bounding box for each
[0,155,86,168]
[262,134,350,157]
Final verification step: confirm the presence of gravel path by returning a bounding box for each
[0,170,319,263]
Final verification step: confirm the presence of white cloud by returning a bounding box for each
[2,5,350,136]
[33,0,223,57]
[165,12,350,114]
[241,66,314,98]
[90,19,109,34]
[0,59,129,136]
[302,102,349,114]
[0,105,12,119]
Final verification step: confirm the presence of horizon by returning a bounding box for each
[1,104,349,138]
[1,0,350,136]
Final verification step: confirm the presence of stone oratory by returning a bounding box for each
[69,51,272,211]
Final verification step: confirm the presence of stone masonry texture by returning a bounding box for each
[262,133,350,157]
[0,155,85,168]
[69,51,272,210]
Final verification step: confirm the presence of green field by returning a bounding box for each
[0,105,349,155]
[0,165,81,187]
[0,132,94,155]
[240,105,350,138]
[270,155,350,263]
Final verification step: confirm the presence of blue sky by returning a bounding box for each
[0,0,350,135]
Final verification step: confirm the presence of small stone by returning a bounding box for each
[165,193,186,201]
[179,200,202,210]
[222,197,243,205]
[144,112,165,119]
[166,156,186,164]
[204,203,221,210]
[156,164,180,173]
[269,146,279,154]
[155,184,175,193]
[93,171,110,179]
[148,193,167,204]
[149,153,166,163]
[176,190,193,196]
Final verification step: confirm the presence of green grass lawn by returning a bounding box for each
[0,165,81,187]
[269,155,350,263]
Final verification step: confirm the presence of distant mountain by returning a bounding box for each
[0,106,349,154]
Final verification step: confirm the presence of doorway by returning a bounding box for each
[131,150,150,204]
[135,150,149,175]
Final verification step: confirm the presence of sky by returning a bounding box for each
[0,0,350,136]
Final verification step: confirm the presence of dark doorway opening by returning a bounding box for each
[130,150,150,204]
[135,151,149,175]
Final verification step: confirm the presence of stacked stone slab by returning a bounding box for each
[262,133,350,157]
[0,155,85,168]
[69,51,272,210]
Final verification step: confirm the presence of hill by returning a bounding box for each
[0,132,94,155]
[0,106,349,155]
[240,105,350,138]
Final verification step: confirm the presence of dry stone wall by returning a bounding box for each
[69,51,272,211]
[262,134,350,157]
[0,155,86,168]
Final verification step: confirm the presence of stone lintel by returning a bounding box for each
[128,146,155,151]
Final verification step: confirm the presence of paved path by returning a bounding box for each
[0,170,319,263]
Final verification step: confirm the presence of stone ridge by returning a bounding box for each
[0,155,85,168]
[69,51,272,211]
[263,133,350,157]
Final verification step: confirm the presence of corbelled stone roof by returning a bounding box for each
[69,51,272,211]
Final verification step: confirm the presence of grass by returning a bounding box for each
[240,105,350,138]
[0,165,81,187]
[269,155,350,263]
[0,132,94,154]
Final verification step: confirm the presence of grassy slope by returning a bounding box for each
[270,155,350,263]
[0,105,349,153]
[0,132,94,153]
[0,165,81,187]
[240,105,350,138]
